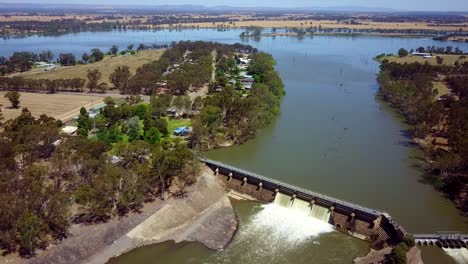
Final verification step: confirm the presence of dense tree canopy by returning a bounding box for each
[378,55,468,211]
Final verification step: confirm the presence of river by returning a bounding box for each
[2,29,468,263]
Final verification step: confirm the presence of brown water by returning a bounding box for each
[8,30,466,263]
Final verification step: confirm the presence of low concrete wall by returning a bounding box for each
[201,158,404,249]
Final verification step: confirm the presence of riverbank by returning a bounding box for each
[376,58,468,215]
[353,246,423,264]
[0,166,237,264]
[258,32,439,38]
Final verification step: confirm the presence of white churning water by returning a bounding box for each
[247,203,334,245]
[443,248,468,264]
[257,193,335,244]
[274,193,332,223]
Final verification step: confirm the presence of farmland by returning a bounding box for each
[0,92,103,121]
[15,49,164,87]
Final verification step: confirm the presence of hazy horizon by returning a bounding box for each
[0,0,468,12]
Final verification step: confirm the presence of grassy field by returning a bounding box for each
[2,13,464,32]
[0,92,103,122]
[158,19,464,31]
[16,49,164,87]
[378,54,467,66]
[167,118,192,134]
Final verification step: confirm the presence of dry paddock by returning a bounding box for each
[0,92,103,122]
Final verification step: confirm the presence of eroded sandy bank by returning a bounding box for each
[23,166,237,264]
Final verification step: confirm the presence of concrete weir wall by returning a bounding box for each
[200,158,406,250]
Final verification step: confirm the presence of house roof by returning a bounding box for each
[62,126,77,134]
[174,126,191,134]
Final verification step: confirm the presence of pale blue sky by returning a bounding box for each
[2,0,468,12]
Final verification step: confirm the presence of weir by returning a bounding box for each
[200,158,468,250]
[200,158,406,249]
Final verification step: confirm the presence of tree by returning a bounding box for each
[81,53,90,64]
[39,50,54,62]
[402,234,415,248]
[144,127,161,144]
[150,95,172,117]
[183,96,192,112]
[125,95,142,105]
[109,45,119,56]
[192,96,203,111]
[97,82,108,93]
[17,211,49,257]
[109,66,131,92]
[127,44,134,51]
[137,43,146,51]
[91,48,104,62]
[127,116,143,141]
[432,151,463,177]
[436,56,444,65]
[58,53,76,66]
[388,243,408,264]
[77,107,91,137]
[87,69,102,92]
[173,96,185,113]
[0,104,4,126]
[4,91,21,109]
[398,48,409,57]
[104,96,116,106]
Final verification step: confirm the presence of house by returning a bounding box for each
[89,103,106,113]
[242,82,253,90]
[241,77,255,83]
[239,58,251,65]
[167,108,179,117]
[240,71,253,79]
[174,126,191,136]
[411,52,432,58]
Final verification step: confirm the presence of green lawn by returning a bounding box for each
[167,118,192,134]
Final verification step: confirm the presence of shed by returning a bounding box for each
[174,126,191,136]
[62,126,78,135]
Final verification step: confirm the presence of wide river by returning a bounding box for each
[2,29,468,263]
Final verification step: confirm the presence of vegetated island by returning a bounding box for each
[0,41,285,263]
[376,46,468,213]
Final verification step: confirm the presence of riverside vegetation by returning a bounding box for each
[377,46,468,213]
[0,41,285,258]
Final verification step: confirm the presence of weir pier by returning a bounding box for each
[200,158,406,249]
[414,233,468,248]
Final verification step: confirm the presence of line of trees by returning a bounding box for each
[378,59,468,212]
[0,76,86,93]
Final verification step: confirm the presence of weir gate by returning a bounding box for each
[200,158,468,250]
